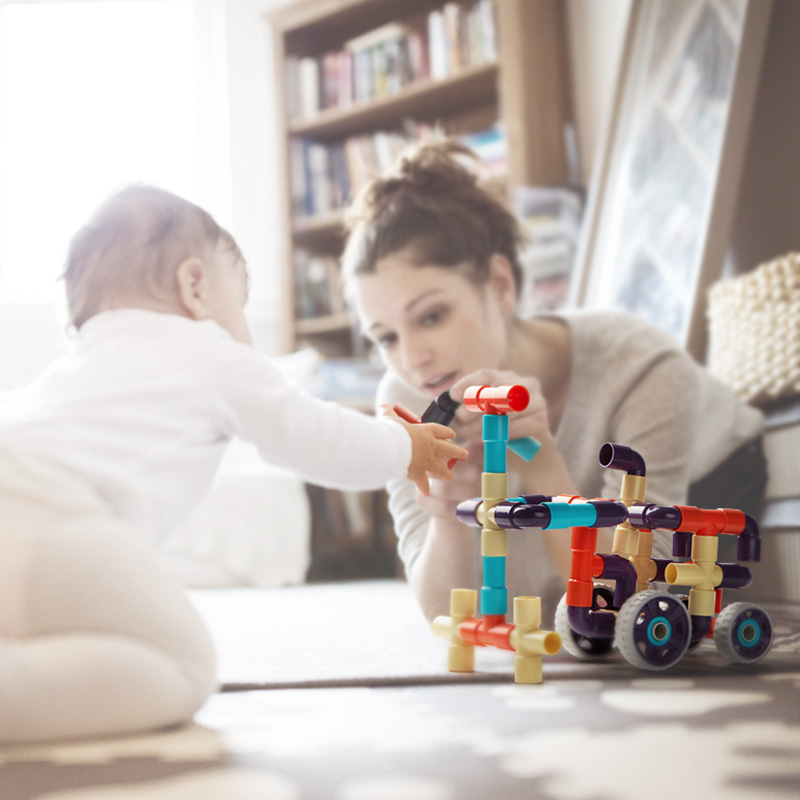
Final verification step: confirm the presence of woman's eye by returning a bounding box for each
[376,333,397,348]
[420,306,448,327]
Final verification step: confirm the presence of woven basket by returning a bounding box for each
[707,252,800,405]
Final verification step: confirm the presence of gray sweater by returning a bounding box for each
[376,310,764,622]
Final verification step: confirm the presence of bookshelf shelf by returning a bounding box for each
[293,211,346,253]
[293,210,346,235]
[296,312,352,335]
[267,0,573,581]
[289,62,499,141]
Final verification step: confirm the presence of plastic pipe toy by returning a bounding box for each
[430,384,560,683]
[429,386,773,677]
[394,389,541,465]
[552,443,773,670]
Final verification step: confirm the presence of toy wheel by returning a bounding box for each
[617,590,691,671]
[714,602,773,664]
[555,590,617,661]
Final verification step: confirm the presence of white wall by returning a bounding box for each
[564,0,632,185]
[220,0,295,355]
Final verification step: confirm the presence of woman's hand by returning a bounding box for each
[449,369,552,449]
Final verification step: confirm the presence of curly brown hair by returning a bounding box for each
[341,139,526,297]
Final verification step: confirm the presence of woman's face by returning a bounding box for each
[352,249,514,398]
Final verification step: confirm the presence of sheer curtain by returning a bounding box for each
[0,0,311,587]
[0,0,231,388]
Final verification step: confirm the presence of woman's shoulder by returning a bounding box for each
[550,309,684,378]
[554,308,679,353]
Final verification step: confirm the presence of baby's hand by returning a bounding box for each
[416,451,482,519]
[382,406,469,496]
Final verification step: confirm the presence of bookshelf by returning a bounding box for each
[266,0,573,580]
[268,0,573,355]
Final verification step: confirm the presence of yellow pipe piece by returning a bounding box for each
[431,588,477,672]
[664,536,722,617]
[508,597,561,684]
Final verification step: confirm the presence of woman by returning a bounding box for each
[342,140,765,624]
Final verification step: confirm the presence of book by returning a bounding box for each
[427,10,447,80]
[513,184,584,316]
[298,57,319,118]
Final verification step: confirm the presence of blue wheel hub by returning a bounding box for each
[632,595,690,668]
[732,607,771,660]
[647,616,672,646]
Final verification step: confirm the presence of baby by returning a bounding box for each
[0,185,466,743]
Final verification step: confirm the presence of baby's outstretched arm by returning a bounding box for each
[381,406,468,496]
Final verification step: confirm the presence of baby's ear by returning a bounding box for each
[176,257,209,318]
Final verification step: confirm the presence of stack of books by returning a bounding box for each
[290,122,435,219]
[293,252,344,319]
[285,0,497,121]
[514,185,584,315]
[291,122,508,220]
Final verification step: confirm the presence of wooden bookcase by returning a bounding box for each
[265,0,573,580]
[267,0,573,355]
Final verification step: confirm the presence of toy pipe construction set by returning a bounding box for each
[398,384,773,684]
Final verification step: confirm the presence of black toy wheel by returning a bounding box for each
[617,590,692,671]
[714,602,772,664]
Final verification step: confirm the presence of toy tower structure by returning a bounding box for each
[431,384,561,683]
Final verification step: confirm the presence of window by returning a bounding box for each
[0,0,204,302]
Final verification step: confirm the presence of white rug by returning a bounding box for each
[190,580,510,689]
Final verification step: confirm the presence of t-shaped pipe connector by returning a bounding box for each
[463,384,530,415]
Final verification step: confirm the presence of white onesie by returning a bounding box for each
[0,309,411,742]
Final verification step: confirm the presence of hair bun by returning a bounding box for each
[396,139,479,192]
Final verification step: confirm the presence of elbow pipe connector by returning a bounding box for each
[598,443,647,477]
[736,514,761,562]
[567,605,617,640]
[596,553,638,609]
[690,615,713,644]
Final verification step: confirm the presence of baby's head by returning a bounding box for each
[63,185,251,343]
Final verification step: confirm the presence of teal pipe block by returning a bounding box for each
[481,586,507,615]
[484,441,506,473]
[543,501,598,529]
[507,436,541,462]
[483,556,506,588]
[482,414,509,442]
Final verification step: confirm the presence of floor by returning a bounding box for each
[1,584,798,800]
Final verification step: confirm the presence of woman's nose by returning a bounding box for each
[399,335,432,373]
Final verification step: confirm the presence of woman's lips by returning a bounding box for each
[423,371,458,396]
